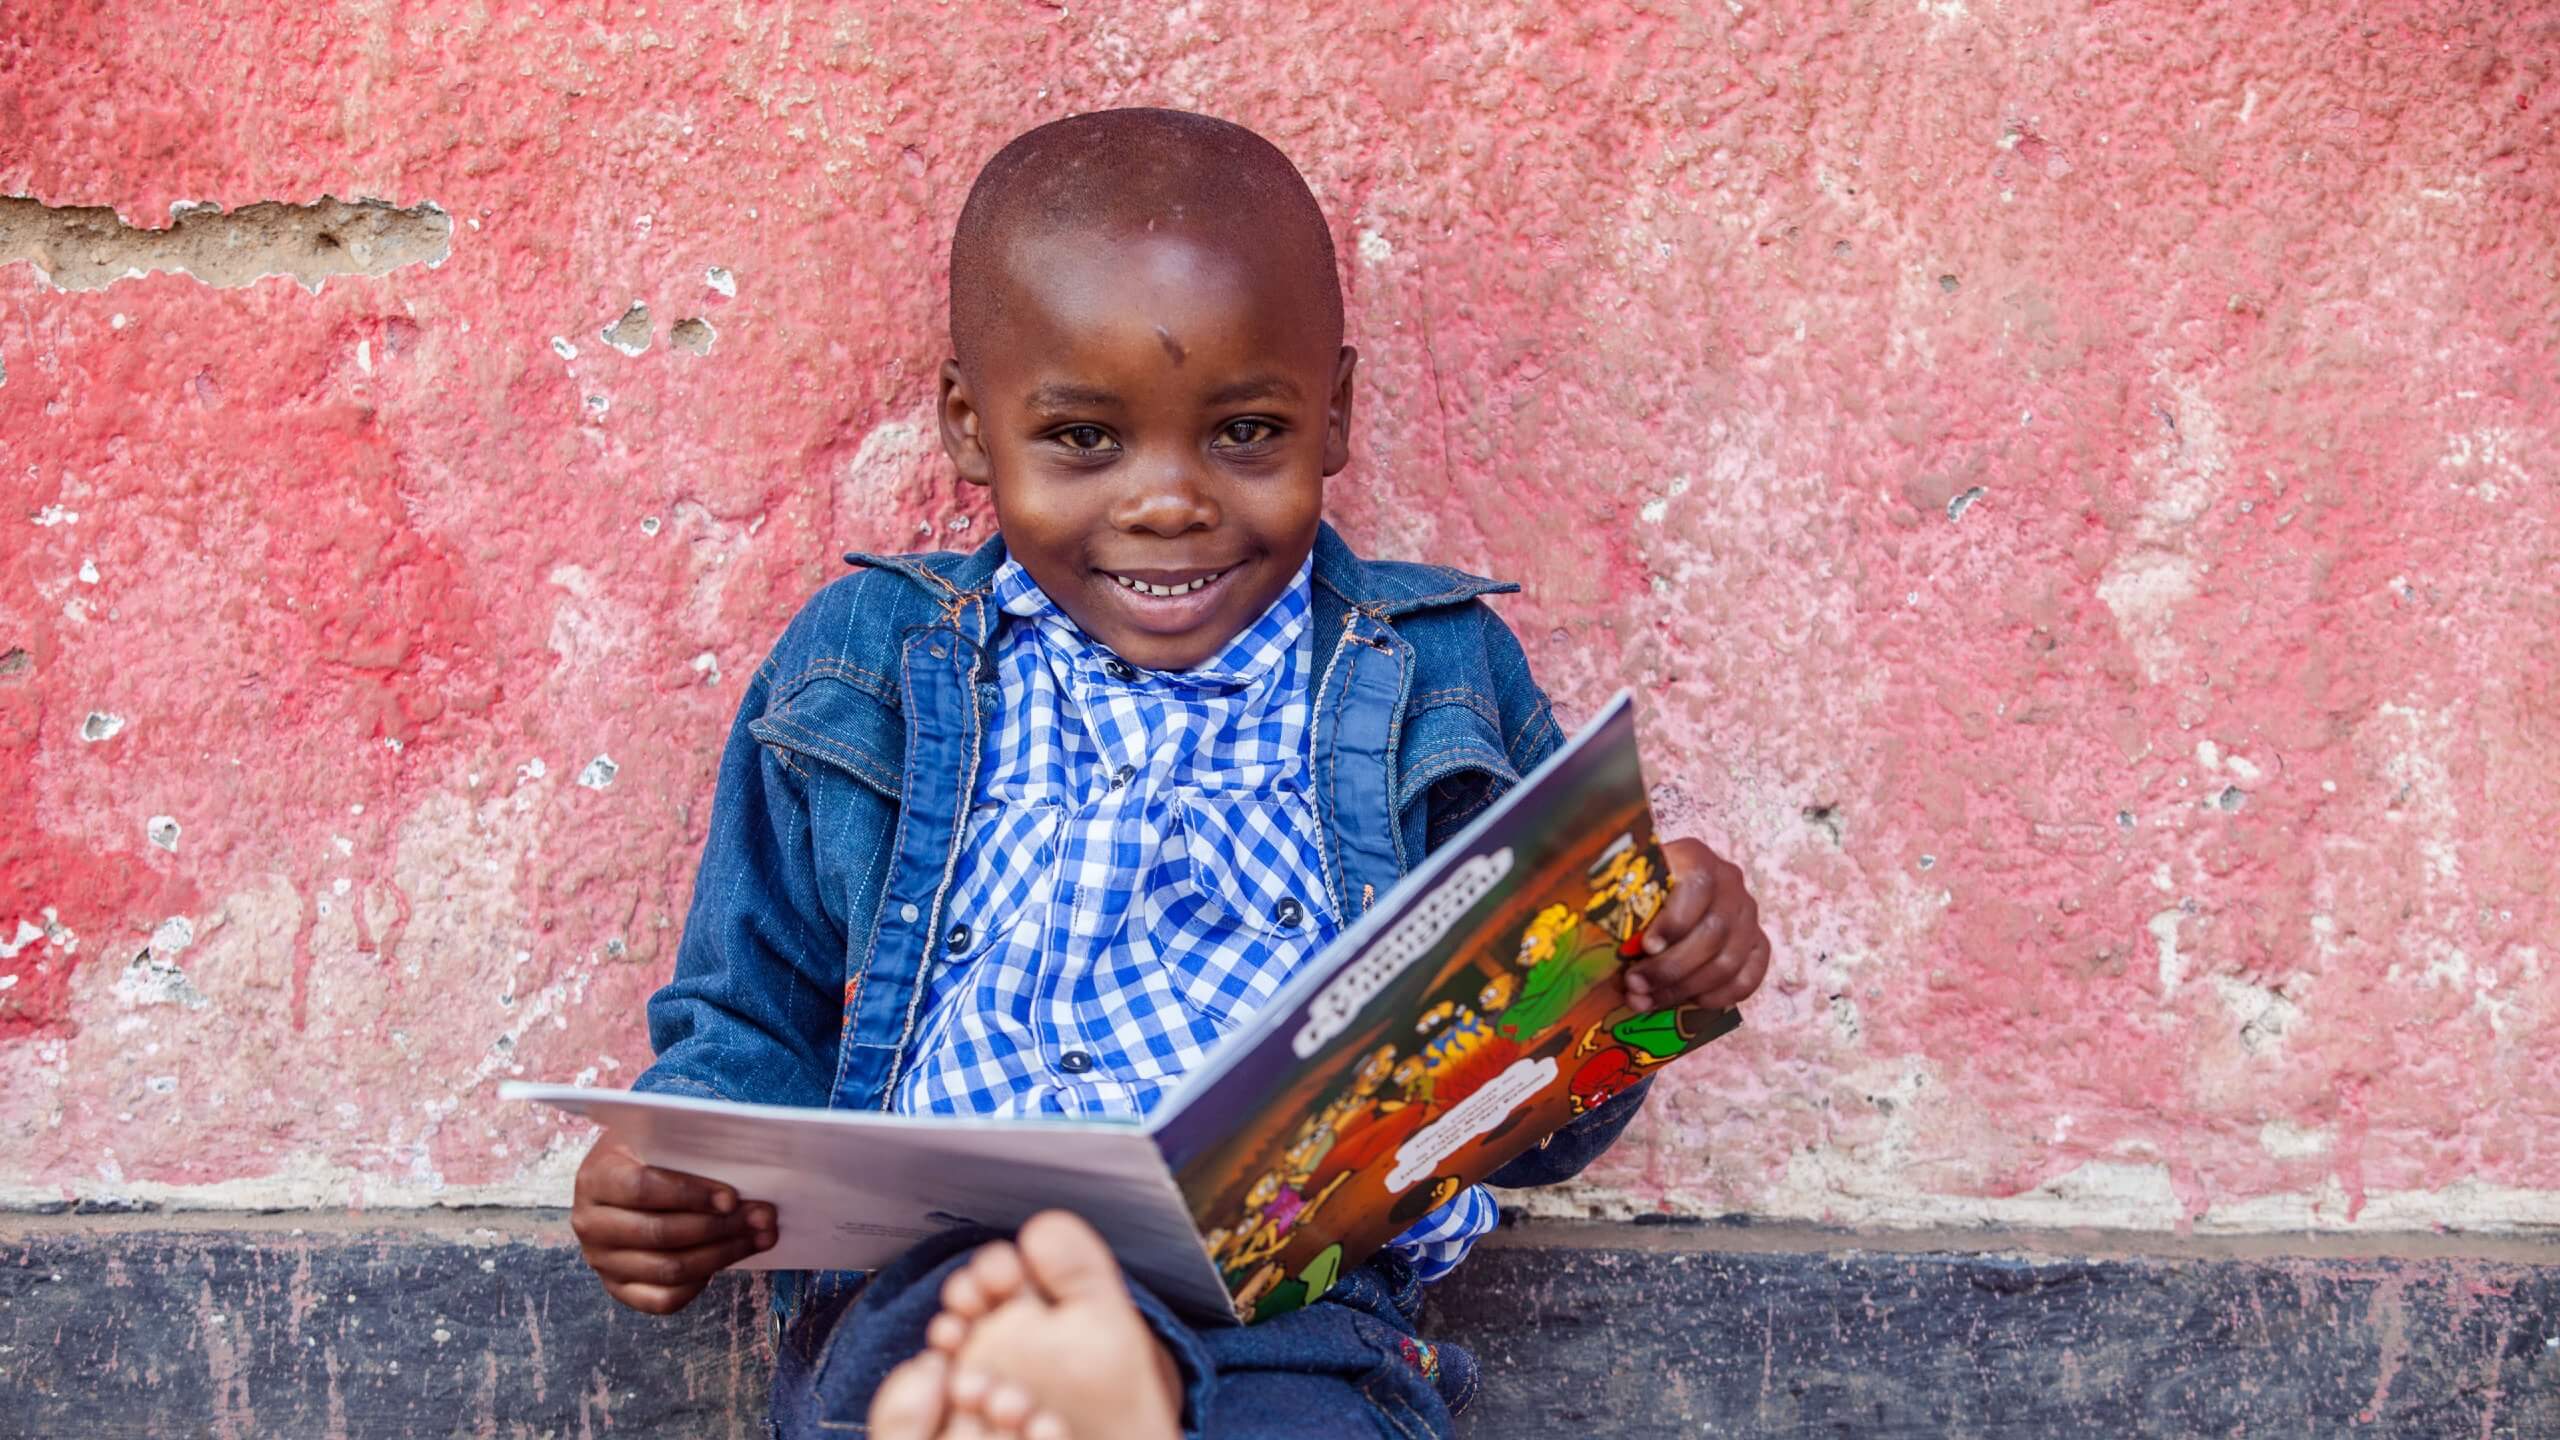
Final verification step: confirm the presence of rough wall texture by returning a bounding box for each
[2,2,2556,1238]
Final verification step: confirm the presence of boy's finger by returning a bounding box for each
[620,1164,741,1214]
[573,1202,755,1252]
[1640,854,1717,956]
[1629,929,1721,997]
[605,1279,708,1316]
[587,1232,768,1289]
[1692,943,1772,1010]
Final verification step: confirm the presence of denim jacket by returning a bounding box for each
[634,522,1651,1318]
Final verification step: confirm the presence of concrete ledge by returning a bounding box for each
[3,1212,2554,1437]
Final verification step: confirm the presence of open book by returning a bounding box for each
[505,691,1737,1324]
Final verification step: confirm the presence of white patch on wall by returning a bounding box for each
[2372,702,2462,884]
[115,919,207,1009]
[833,414,937,525]
[80,711,126,742]
[2258,1121,2331,1158]
[2437,426,2529,503]
[2092,374,2230,683]
[706,266,736,297]
[146,816,180,852]
[577,755,619,790]
[2149,906,2188,999]
[1355,226,1394,267]
[2210,974,2301,1055]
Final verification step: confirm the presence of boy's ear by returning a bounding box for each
[938,359,994,486]
[1321,345,1358,477]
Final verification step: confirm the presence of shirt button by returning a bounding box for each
[1274,897,1305,929]
[899,902,920,924]
[1102,658,1135,682]
[1111,763,1135,789]
[945,922,973,954]
[1058,1050,1095,1074]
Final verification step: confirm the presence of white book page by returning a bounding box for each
[504,1084,1233,1322]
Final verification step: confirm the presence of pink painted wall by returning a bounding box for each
[4,2,2554,1232]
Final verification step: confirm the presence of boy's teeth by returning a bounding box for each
[1114,573,1214,597]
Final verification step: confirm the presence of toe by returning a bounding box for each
[967,1239,1029,1303]
[942,1269,990,1319]
[926,1310,972,1354]
[864,1352,947,1440]
[1015,1211,1125,1306]
[982,1380,1034,1429]
[1023,1411,1072,1440]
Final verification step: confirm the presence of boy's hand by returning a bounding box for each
[571,1130,778,1315]
[1624,838,1769,1013]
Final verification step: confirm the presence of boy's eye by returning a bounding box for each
[1054,425,1115,452]
[1216,419,1278,447]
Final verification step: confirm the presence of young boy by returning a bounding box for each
[569,109,1770,1439]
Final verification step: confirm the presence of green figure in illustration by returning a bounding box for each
[1494,902,1621,1041]
[1609,1004,1736,1063]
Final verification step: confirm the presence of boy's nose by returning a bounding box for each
[1111,460,1221,536]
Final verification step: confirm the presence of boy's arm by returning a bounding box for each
[631,661,844,1109]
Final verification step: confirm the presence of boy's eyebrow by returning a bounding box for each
[1201,375,1304,406]
[1023,382,1124,412]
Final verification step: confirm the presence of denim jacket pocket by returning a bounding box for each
[746,669,905,801]
[1164,793,1333,1026]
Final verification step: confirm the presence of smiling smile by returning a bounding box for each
[1107,567,1229,597]
[1094,564,1242,635]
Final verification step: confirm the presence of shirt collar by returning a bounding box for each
[992,551,1313,687]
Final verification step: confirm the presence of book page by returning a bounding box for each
[1149,693,1739,1323]
[504,1084,1234,1321]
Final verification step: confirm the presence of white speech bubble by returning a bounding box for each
[1383,1056,1558,1193]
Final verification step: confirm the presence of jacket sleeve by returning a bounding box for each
[629,661,844,1109]
[1475,606,1656,1189]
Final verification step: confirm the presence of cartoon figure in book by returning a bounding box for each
[1406,973,1523,1110]
[1565,1001,1736,1114]
[1584,838,1668,951]
[1216,1117,1357,1285]
[1487,832,1673,1043]
[1568,1045,1644,1116]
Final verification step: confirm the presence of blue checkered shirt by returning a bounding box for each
[890,552,1498,1281]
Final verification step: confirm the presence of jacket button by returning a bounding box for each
[945,922,973,954]
[1274,897,1305,929]
[899,902,920,924]
[1103,658,1135,682]
[1111,763,1135,789]
[1058,1050,1095,1074]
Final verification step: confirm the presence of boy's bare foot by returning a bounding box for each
[865,1350,951,1440]
[942,1211,1185,1440]
[928,1236,1033,1355]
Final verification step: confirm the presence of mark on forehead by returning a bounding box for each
[1155,325,1187,366]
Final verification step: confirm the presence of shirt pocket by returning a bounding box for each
[1158,794,1333,1027]
[926,801,1063,1000]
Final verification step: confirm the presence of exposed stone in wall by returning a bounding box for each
[0,196,451,291]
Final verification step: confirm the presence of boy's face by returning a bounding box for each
[939,224,1354,671]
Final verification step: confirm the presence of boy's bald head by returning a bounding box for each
[948,108,1343,376]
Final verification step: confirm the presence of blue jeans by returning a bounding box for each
[767,1228,1475,1438]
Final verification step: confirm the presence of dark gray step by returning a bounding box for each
[3,1213,2554,1438]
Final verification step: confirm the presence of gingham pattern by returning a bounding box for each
[891,552,1499,1281]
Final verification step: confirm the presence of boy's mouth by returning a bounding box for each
[1094,563,1240,634]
